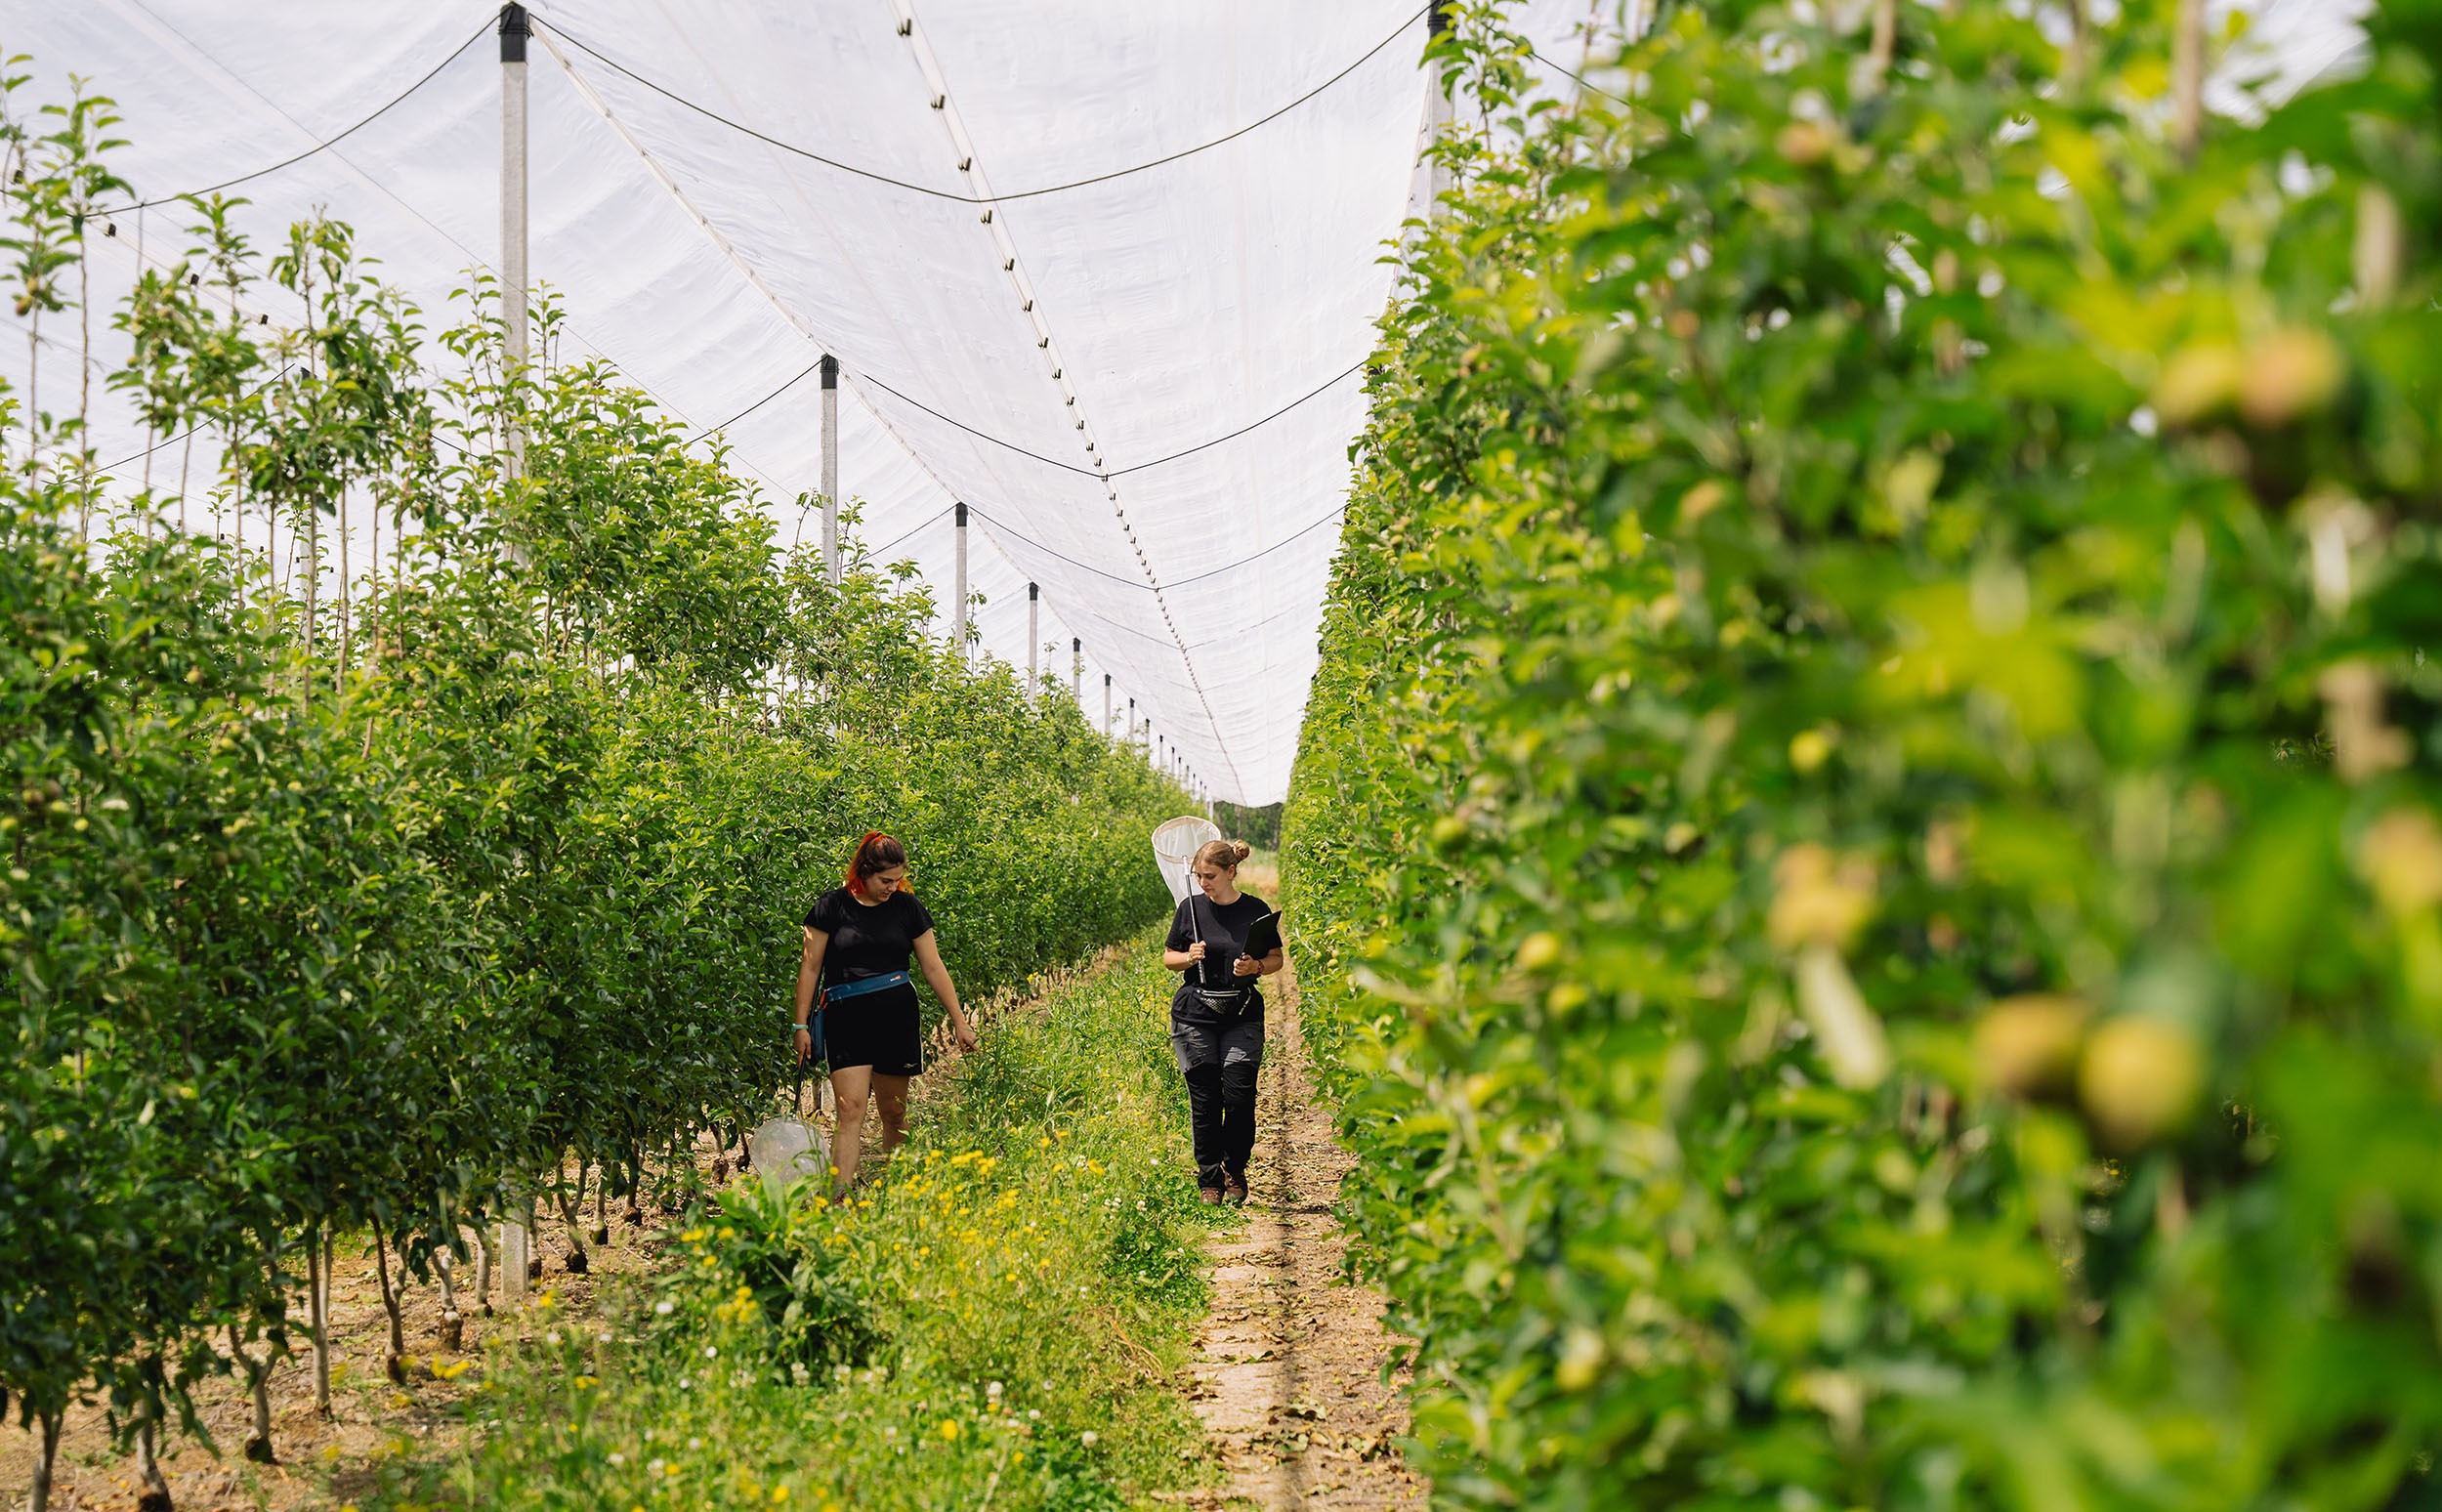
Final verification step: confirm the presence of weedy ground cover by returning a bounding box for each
[356,941,1219,1512]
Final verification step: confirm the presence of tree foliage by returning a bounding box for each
[1286,1,2442,1505]
[0,65,1181,1504]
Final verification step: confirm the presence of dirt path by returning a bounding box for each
[1175,906,1424,1510]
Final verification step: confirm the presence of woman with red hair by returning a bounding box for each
[791,831,978,1191]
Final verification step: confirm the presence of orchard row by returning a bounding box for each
[0,76,1181,1508]
[1286,2,2442,1508]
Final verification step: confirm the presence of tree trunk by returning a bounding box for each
[372,1224,407,1383]
[557,1155,590,1273]
[436,1245,464,1352]
[180,428,195,537]
[26,315,40,481]
[76,237,92,542]
[475,1224,496,1318]
[366,489,380,663]
[1865,0,1897,93]
[336,484,351,689]
[303,502,319,671]
[2171,0,2205,164]
[309,1225,333,1416]
[230,427,244,613]
[29,1409,62,1512]
[226,1323,278,1464]
[135,1393,174,1511]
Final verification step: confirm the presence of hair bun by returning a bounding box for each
[1192,837,1249,872]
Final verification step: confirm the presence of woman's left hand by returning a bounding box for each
[1232,955,1261,978]
[951,1020,980,1053]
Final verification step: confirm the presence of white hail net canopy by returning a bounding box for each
[3,1,2366,803]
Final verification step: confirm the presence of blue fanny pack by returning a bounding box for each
[824,970,911,1002]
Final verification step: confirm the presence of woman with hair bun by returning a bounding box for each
[792,831,978,1192]
[1161,838,1284,1206]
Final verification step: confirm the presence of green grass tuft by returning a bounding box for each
[359,937,1222,1511]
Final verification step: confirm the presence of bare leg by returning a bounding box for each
[871,1073,913,1158]
[828,1064,873,1193]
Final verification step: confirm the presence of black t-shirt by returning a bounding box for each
[1167,892,1276,994]
[804,888,936,989]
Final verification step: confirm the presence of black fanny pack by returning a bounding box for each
[1182,895,1261,1018]
[1189,985,1257,1018]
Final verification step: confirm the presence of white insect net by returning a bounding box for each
[0,0,2366,802]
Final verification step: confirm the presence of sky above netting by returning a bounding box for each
[1,0,2368,804]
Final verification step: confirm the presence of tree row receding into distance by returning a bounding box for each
[0,63,1183,1511]
[1286,1,2442,1507]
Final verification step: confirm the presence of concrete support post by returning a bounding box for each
[1028,582,1039,698]
[952,501,969,658]
[1072,638,1083,701]
[500,4,530,488]
[500,3,529,488]
[499,2,534,1305]
[500,1201,530,1309]
[1424,0,1454,213]
[820,355,840,582]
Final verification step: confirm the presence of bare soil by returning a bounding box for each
[1171,866,1424,1511]
[0,947,1116,1512]
[1,934,1386,1512]
[0,1186,673,1512]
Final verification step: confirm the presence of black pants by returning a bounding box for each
[1184,1060,1258,1190]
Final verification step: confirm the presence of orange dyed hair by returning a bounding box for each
[846,830,909,890]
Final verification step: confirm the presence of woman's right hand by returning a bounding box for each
[794,1025,812,1065]
[1187,941,1207,965]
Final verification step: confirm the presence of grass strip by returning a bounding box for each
[358,933,1215,1512]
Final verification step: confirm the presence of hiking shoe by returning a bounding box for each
[1223,1176,1248,1207]
[1199,1187,1224,1206]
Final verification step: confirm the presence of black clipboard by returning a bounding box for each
[1242,909,1285,960]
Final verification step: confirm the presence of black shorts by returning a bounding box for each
[821,983,925,1077]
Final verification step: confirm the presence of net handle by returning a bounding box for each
[1185,863,1216,988]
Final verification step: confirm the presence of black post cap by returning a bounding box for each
[955,500,967,525]
[820,354,838,388]
[1029,581,1039,601]
[499,3,530,62]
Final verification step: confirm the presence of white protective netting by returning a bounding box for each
[1,0,2365,802]
[1152,815,1224,904]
